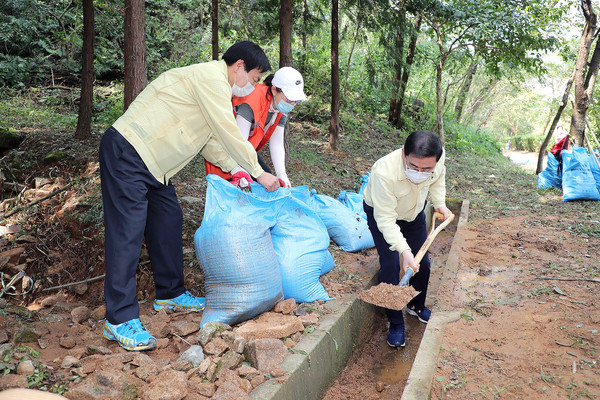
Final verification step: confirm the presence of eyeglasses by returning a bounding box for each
[404,157,435,172]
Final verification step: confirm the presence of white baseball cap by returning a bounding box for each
[272,67,307,102]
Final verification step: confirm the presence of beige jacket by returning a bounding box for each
[363,148,446,254]
[113,60,263,184]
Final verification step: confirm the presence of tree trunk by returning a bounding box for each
[279,0,293,67]
[300,0,308,72]
[388,13,406,125]
[343,17,361,96]
[124,0,147,111]
[393,15,422,128]
[435,58,445,142]
[536,69,576,174]
[75,0,94,139]
[464,78,499,126]
[454,61,478,122]
[329,0,340,151]
[570,0,598,146]
[212,0,219,60]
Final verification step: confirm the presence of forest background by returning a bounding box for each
[2,0,600,152]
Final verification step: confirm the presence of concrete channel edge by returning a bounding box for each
[251,199,469,400]
[401,199,470,400]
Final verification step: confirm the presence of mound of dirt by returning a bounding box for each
[359,283,419,311]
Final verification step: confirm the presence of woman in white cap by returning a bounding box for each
[204,66,307,187]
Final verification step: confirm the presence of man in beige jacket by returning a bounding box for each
[99,41,279,351]
[363,130,451,347]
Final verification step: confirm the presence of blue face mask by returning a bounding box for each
[276,99,295,114]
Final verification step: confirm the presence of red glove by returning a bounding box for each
[278,178,287,188]
[230,171,253,188]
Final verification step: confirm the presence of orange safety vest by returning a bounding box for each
[204,84,283,179]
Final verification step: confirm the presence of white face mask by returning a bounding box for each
[404,157,433,184]
[232,69,255,97]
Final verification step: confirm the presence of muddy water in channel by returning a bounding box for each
[372,316,427,384]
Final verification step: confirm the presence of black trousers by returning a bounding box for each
[364,202,430,326]
[99,127,185,324]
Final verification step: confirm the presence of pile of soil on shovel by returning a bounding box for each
[358,283,419,311]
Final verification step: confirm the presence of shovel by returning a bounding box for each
[359,211,455,311]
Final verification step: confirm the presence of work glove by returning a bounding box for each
[277,173,291,188]
[230,171,253,188]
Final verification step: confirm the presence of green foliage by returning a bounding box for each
[0,0,586,160]
[444,121,502,157]
[92,84,124,126]
[511,134,545,152]
[0,0,79,85]
[0,88,78,130]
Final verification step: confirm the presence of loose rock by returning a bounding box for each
[61,355,80,369]
[17,360,35,375]
[144,370,188,400]
[274,298,297,315]
[59,335,76,349]
[234,313,304,341]
[244,338,288,373]
[198,322,232,347]
[204,337,230,356]
[178,344,205,367]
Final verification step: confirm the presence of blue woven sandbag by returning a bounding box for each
[337,190,367,219]
[562,146,600,201]
[250,184,334,302]
[538,152,562,189]
[287,186,334,276]
[358,172,370,195]
[311,192,375,252]
[589,150,600,192]
[195,175,284,327]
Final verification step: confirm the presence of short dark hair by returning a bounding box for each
[404,130,443,161]
[261,73,281,100]
[222,41,271,73]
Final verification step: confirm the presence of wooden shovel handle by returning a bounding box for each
[414,211,455,264]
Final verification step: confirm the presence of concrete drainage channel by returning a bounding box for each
[250,199,470,400]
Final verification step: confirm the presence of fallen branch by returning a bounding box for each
[1,183,73,222]
[171,332,192,346]
[531,276,600,284]
[555,341,572,347]
[40,260,151,292]
[42,273,105,292]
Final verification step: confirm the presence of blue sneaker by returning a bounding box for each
[387,323,405,347]
[153,290,205,312]
[406,305,431,324]
[103,318,157,351]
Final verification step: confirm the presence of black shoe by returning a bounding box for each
[386,323,405,347]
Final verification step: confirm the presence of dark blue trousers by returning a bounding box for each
[364,202,430,326]
[99,127,185,324]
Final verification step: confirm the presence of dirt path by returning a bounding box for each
[503,149,546,173]
[431,214,600,399]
